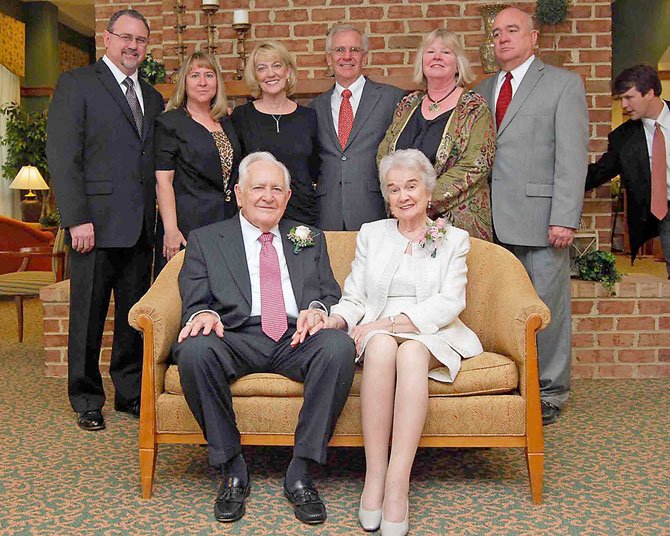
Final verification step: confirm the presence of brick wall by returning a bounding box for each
[40,277,670,379]
[94,0,614,247]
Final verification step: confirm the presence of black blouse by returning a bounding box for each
[231,101,320,226]
[396,106,454,165]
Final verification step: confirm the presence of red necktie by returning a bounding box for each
[258,233,287,341]
[495,71,513,129]
[338,89,354,149]
[651,122,668,220]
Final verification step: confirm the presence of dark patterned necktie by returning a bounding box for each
[122,77,143,135]
[495,71,513,129]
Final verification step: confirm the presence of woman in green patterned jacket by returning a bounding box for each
[378,29,495,241]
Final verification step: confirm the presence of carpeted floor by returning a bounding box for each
[1,339,669,535]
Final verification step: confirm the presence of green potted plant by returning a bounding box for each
[535,0,571,67]
[39,210,61,232]
[574,250,623,294]
[139,51,167,85]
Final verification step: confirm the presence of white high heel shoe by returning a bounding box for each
[380,502,409,536]
[358,497,382,532]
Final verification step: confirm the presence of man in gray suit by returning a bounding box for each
[475,7,588,425]
[310,23,405,230]
[174,152,355,525]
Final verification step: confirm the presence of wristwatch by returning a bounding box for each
[389,315,397,334]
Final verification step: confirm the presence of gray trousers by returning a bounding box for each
[174,320,356,467]
[506,244,572,408]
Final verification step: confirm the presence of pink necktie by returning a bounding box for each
[338,89,353,149]
[259,232,287,341]
[651,122,668,220]
[496,72,513,129]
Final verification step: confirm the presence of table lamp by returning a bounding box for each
[9,165,50,222]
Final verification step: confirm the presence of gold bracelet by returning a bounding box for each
[389,315,396,334]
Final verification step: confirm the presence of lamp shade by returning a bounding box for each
[9,165,49,192]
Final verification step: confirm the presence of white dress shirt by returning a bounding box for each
[102,55,145,113]
[494,54,535,103]
[330,75,366,136]
[641,102,670,197]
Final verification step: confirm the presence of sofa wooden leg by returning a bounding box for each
[526,450,544,504]
[15,296,24,342]
[140,446,157,499]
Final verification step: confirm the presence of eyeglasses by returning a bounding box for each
[108,31,149,46]
[331,46,364,55]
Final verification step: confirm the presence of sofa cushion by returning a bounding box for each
[164,351,517,398]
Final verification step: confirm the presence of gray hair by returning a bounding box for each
[107,9,150,34]
[238,152,291,191]
[379,149,437,203]
[413,29,474,87]
[325,23,369,53]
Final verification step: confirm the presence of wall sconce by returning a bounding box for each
[202,0,220,56]
[232,9,251,80]
[9,165,49,223]
[174,1,188,70]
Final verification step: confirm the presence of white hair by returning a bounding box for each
[325,23,368,53]
[237,151,291,191]
[378,149,437,203]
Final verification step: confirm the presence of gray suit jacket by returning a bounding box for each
[309,78,405,231]
[178,216,341,329]
[475,58,588,247]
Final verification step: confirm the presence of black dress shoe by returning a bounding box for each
[214,475,250,522]
[541,401,561,426]
[77,410,106,431]
[114,400,140,418]
[284,478,327,525]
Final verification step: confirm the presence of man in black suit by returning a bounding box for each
[586,64,670,275]
[46,9,164,431]
[309,23,405,230]
[174,152,355,525]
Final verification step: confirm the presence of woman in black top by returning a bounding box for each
[231,41,319,225]
[154,52,241,274]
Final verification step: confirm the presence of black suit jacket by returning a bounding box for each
[47,59,165,248]
[178,216,341,328]
[585,100,670,261]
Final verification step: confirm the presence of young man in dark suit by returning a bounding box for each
[174,152,355,525]
[586,64,670,276]
[46,9,164,431]
[310,24,405,231]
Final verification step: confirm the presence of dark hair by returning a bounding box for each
[613,64,662,97]
[107,9,150,34]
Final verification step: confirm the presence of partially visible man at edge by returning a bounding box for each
[46,9,164,431]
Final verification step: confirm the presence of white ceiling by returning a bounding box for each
[22,0,95,37]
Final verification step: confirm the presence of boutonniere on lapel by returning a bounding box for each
[419,218,448,258]
[287,225,317,254]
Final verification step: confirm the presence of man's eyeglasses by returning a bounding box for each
[108,31,149,46]
[331,46,364,55]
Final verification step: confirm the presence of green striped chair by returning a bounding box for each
[0,228,68,342]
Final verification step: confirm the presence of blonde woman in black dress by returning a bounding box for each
[154,52,241,274]
[232,41,319,225]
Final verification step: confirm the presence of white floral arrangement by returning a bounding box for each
[419,218,448,258]
[287,225,317,254]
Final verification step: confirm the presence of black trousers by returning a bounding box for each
[67,234,152,413]
[174,320,356,467]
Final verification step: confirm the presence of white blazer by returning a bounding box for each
[330,219,483,360]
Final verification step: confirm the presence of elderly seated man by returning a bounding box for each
[174,151,355,525]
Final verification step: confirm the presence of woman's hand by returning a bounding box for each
[291,311,346,347]
[163,228,187,260]
[351,319,390,355]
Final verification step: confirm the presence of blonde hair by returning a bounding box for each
[165,52,228,120]
[244,41,298,98]
[412,29,474,87]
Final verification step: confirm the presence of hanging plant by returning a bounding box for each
[139,52,167,85]
[574,250,622,294]
[535,0,571,51]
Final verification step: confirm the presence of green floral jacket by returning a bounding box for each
[377,90,495,241]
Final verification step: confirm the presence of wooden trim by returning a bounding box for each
[525,314,545,505]
[20,86,54,97]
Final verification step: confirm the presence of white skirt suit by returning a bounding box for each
[330,219,483,383]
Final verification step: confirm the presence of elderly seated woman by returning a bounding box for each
[308,148,483,536]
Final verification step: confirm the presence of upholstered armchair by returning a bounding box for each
[129,232,550,503]
[0,228,67,341]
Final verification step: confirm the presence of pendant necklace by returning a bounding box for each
[271,114,281,133]
[426,84,458,112]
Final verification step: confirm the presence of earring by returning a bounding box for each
[428,200,432,209]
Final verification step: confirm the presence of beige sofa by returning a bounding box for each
[129,232,550,502]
